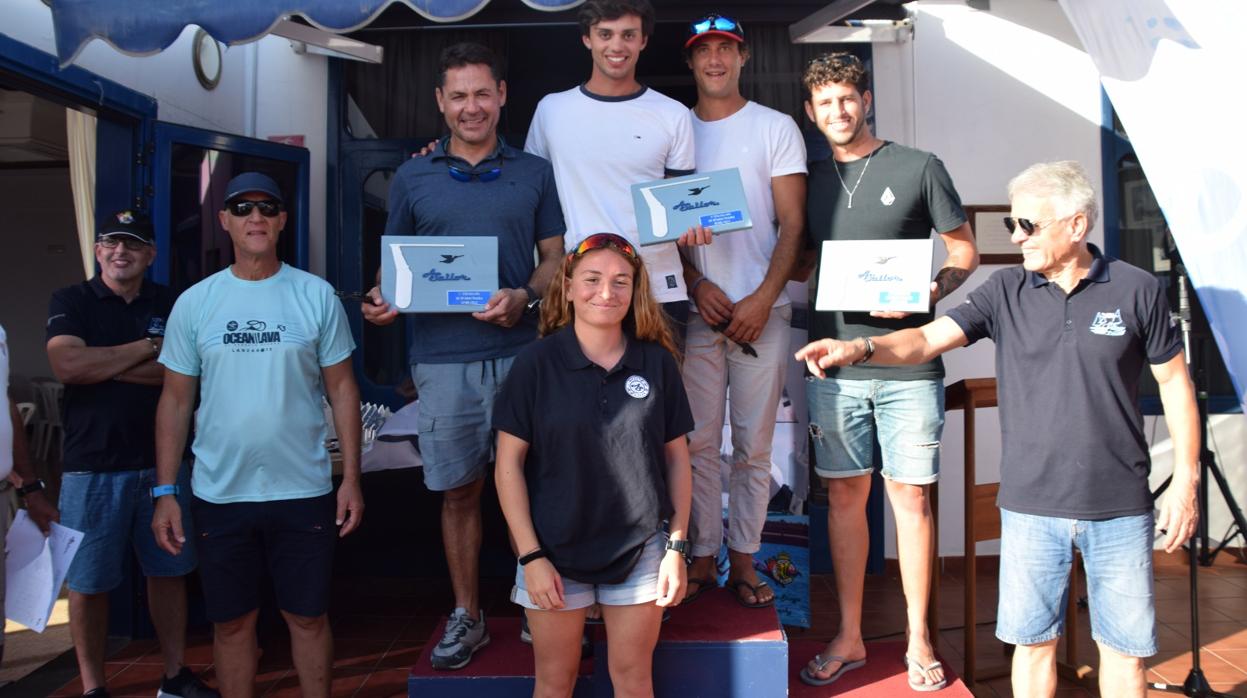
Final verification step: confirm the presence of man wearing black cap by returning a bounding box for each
[678,13,808,611]
[154,173,362,697]
[46,211,217,698]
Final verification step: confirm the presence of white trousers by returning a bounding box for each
[684,305,791,557]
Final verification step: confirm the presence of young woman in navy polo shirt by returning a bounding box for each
[493,233,693,698]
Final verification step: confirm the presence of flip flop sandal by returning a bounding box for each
[799,654,867,686]
[904,655,949,692]
[682,577,716,604]
[729,579,775,608]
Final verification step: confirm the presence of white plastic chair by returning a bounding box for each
[29,378,64,462]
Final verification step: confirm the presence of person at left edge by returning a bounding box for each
[152,173,363,698]
[2,322,60,669]
[362,42,566,671]
[46,210,217,698]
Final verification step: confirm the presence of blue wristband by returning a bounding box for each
[150,484,180,501]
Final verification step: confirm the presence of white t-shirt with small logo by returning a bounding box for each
[526,85,696,303]
[686,101,807,307]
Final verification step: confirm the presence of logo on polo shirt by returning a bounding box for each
[222,319,284,352]
[146,317,167,337]
[1089,309,1126,337]
[625,375,650,399]
[881,187,896,206]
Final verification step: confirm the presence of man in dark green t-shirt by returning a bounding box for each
[797,52,979,691]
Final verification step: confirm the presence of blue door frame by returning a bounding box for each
[150,122,312,280]
[0,32,155,225]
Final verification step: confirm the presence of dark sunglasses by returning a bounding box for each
[1003,216,1067,236]
[569,233,639,263]
[97,236,151,251]
[447,162,502,183]
[226,200,283,217]
[691,14,741,36]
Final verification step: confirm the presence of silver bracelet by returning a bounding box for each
[850,337,875,365]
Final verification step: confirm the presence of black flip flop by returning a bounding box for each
[729,579,775,608]
[682,576,716,604]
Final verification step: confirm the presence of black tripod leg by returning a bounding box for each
[1149,539,1238,696]
[1201,458,1247,563]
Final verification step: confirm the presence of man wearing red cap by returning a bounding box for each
[678,14,808,611]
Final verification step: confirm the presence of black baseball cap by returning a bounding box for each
[97,210,155,244]
[223,172,284,205]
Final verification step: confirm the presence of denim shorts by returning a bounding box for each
[60,465,197,594]
[511,534,665,610]
[996,508,1157,657]
[412,356,515,492]
[805,377,944,485]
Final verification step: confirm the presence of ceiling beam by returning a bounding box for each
[272,19,384,64]
[789,0,875,43]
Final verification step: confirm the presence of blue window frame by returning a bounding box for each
[150,123,310,292]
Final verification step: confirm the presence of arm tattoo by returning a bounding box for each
[933,267,971,303]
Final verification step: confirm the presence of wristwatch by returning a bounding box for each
[665,538,692,565]
[150,484,180,502]
[16,478,46,497]
[521,284,541,314]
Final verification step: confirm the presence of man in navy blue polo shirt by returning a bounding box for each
[796,161,1200,698]
[46,211,217,698]
[362,42,565,670]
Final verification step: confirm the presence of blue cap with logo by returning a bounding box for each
[223,172,284,205]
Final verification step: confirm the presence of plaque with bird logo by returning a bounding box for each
[631,168,753,246]
[380,236,498,313]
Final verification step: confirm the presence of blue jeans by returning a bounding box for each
[805,377,944,484]
[60,465,197,594]
[997,509,1157,656]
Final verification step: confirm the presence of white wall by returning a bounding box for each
[868,0,1107,557]
[5,0,331,275]
[0,169,85,399]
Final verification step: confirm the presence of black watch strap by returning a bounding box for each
[518,548,547,566]
[665,538,692,564]
[16,479,46,497]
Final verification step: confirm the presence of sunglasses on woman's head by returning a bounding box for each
[569,233,639,263]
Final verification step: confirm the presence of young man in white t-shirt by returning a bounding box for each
[676,15,808,610]
[525,0,703,335]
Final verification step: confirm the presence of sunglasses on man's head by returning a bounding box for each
[691,14,741,36]
[97,236,150,251]
[1003,216,1066,236]
[447,162,502,183]
[226,200,282,218]
[569,233,638,263]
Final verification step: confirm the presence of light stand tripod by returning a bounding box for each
[1149,248,1244,697]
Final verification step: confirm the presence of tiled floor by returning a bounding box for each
[17,551,1247,697]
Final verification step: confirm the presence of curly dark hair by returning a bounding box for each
[578,0,656,38]
[436,42,505,88]
[801,51,870,98]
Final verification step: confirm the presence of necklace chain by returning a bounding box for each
[832,148,876,209]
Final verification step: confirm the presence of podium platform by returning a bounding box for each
[408,587,787,697]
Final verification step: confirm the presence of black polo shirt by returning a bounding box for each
[493,326,693,583]
[945,245,1181,520]
[47,277,176,473]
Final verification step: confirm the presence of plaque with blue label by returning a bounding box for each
[814,239,935,313]
[631,168,753,246]
[380,236,499,313]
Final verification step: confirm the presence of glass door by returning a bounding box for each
[150,123,310,293]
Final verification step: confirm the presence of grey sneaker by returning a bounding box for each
[157,667,220,697]
[431,608,490,670]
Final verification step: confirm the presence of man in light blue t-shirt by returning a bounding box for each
[152,172,363,697]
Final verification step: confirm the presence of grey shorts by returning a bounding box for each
[412,356,515,492]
